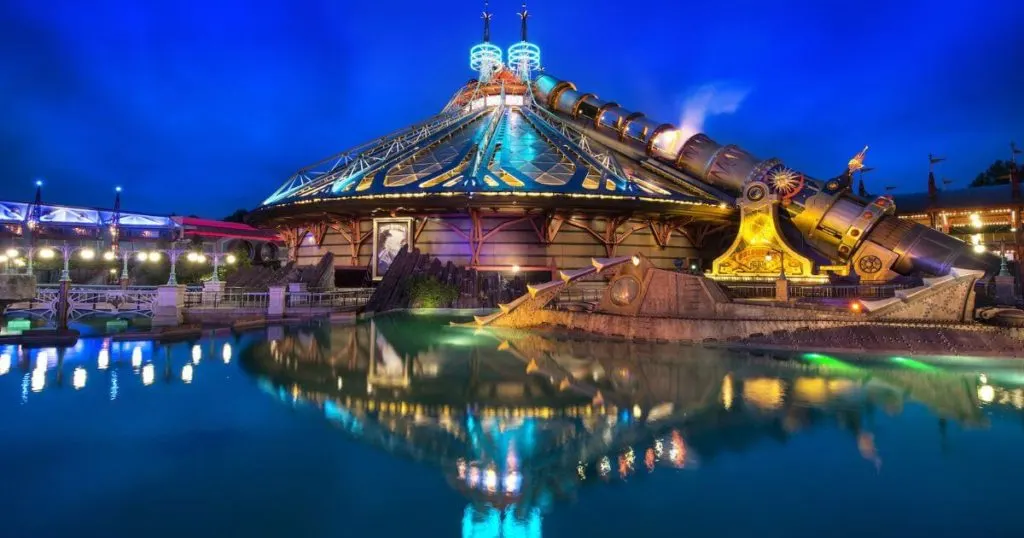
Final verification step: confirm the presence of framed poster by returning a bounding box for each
[372,217,413,280]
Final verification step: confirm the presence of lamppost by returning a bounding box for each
[187,249,237,282]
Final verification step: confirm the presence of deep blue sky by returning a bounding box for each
[2,0,1022,218]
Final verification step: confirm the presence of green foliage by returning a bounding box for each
[406,276,459,308]
[970,160,1017,187]
[222,209,250,223]
[216,248,252,281]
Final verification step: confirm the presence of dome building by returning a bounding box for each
[250,5,993,285]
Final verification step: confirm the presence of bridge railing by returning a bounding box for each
[722,282,915,300]
[184,289,270,309]
[286,288,374,310]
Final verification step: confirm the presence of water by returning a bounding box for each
[2,313,1023,537]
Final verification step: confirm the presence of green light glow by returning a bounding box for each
[890,356,942,372]
[800,353,864,375]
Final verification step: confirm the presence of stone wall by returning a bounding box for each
[0,274,36,301]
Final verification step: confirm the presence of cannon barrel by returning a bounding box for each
[533,74,997,276]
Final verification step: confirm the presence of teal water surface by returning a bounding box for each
[2,313,1023,537]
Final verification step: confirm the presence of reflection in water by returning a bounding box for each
[235,314,1024,537]
[2,316,1024,536]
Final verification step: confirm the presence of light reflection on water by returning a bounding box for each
[1,313,1024,537]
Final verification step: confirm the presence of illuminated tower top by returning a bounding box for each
[469,1,502,82]
[508,2,541,82]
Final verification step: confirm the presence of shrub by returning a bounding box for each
[407,276,459,308]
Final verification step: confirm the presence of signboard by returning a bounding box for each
[371,217,413,280]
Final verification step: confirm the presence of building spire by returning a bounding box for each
[519,2,529,42]
[482,1,492,43]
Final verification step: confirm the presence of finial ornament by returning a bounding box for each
[847,146,868,173]
[519,1,529,42]
[481,0,492,42]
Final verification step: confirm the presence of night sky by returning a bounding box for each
[2,0,1022,218]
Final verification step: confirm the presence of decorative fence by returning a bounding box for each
[7,285,159,320]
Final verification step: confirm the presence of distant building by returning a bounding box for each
[894,171,1021,284]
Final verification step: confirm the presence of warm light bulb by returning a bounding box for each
[80,248,96,260]
[136,251,149,262]
[102,251,116,261]
[186,252,198,262]
[631,255,640,266]
[973,244,986,254]
[14,258,25,267]
[225,254,237,264]
[38,248,55,259]
[0,255,8,263]
[4,248,18,258]
[148,251,161,262]
[196,254,207,263]
[511,264,521,274]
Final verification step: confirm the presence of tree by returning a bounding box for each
[970,160,1017,187]
[223,209,250,223]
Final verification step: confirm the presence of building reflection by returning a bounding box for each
[237,315,1024,537]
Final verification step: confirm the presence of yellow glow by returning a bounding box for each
[978,384,994,403]
[226,254,237,264]
[149,251,162,262]
[743,378,784,410]
[80,248,96,260]
[652,128,682,155]
[969,212,982,229]
[721,374,734,410]
[102,251,116,261]
[0,255,8,263]
[631,255,640,266]
[38,247,55,259]
[136,251,149,262]
[196,254,207,263]
[186,252,198,262]
[108,268,117,274]
[13,258,25,267]
[4,248,18,258]
[973,244,986,254]
[511,264,520,274]
[793,377,828,404]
